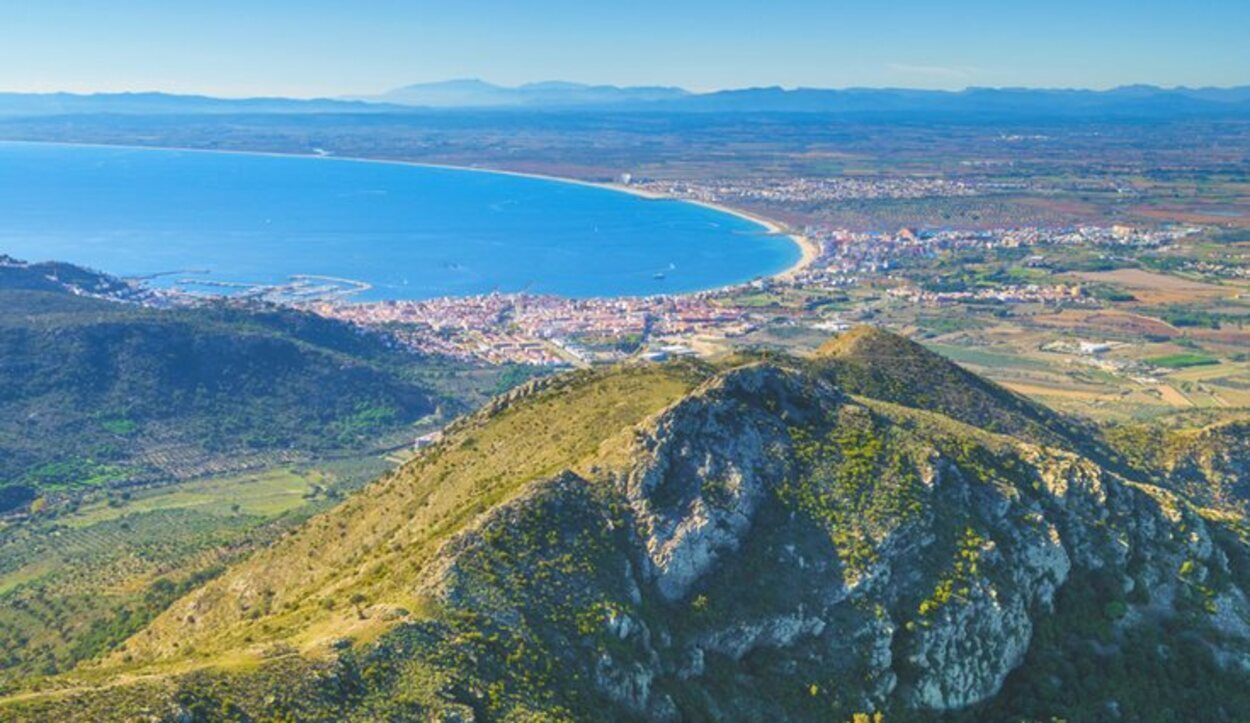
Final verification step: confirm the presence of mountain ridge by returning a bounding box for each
[0,91,402,117]
[3,83,1250,117]
[10,328,1250,721]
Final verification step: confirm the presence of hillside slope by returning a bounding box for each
[0,261,529,691]
[0,280,505,513]
[1109,417,1250,513]
[6,331,1250,721]
[813,326,1108,456]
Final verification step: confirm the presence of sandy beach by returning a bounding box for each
[671,196,819,279]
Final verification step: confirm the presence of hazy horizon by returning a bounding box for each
[4,1,1248,98]
[4,78,1250,102]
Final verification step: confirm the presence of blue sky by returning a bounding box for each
[3,0,1248,96]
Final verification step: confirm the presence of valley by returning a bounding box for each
[0,261,529,694]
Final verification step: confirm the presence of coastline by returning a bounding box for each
[674,197,819,279]
[0,139,818,288]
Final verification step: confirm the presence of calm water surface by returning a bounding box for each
[0,142,798,300]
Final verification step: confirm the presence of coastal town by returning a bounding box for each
[292,215,1201,367]
[632,175,985,204]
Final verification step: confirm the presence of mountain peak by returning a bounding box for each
[812,327,1103,456]
[815,324,926,360]
[393,78,499,91]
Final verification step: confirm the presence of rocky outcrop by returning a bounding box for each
[623,365,841,601]
[601,362,1250,715]
[897,470,1071,708]
[904,586,1033,709]
[693,611,828,661]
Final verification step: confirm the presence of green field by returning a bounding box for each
[62,468,329,529]
[1147,353,1221,368]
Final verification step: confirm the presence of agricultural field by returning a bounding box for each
[0,457,392,693]
[859,233,1250,423]
[707,224,1250,427]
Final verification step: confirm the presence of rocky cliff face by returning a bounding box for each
[623,365,829,601]
[404,360,1250,719]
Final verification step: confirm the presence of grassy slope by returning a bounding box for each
[81,361,709,679]
[811,326,1109,457]
[1107,416,1250,511]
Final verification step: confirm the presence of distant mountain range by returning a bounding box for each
[654,84,1250,117]
[2,83,1250,118]
[0,91,397,117]
[350,78,690,108]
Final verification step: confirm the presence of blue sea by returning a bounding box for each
[0,142,798,300]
